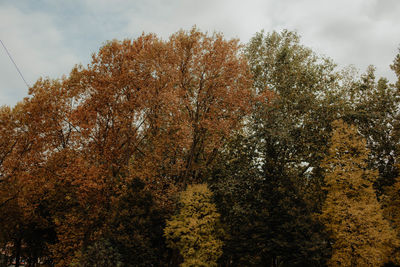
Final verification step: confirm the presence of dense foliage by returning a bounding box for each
[164,184,223,267]
[1,28,400,266]
[321,120,397,266]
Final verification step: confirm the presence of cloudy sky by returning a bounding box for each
[1,0,399,106]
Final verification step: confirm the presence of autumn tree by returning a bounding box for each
[164,183,224,267]
[3,27,399,267]
[0,99,60,267]
[20,28,253,265]
[383,174,400,265]
[321,119,397,266]
[168,29,252,182]
[62,28,253,209]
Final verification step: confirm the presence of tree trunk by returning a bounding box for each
[14,237,22,267]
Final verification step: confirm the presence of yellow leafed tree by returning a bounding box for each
[164,183,224,267]
[321,119,397,267]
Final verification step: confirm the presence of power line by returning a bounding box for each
[0,39,30,88]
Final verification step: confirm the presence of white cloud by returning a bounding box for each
[0,4,79,106]
[264,0,400,81]
[0,0,399,106]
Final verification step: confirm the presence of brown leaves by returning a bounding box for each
[0,28,255,265]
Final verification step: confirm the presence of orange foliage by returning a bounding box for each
[0,28,254,266]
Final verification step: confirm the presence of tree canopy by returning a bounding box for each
[1,28,400,267]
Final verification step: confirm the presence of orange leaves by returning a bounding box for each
[166,29,253,181]
[0,28,256,265]
[64,28,254,188]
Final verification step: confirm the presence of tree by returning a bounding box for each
[3,27,399,266]
[19,28,253,265]
[71,238,123,267]
[0,100,59,267]
[339,66,400,196]
[209,134,330,266]
[164,183,224,267]
[63,28,253,212]
[207,29,336,266]
[321,119,397,266]
[104,177,168,266]
[378,47,400,266]
[245,31,400,208]
[245,30,342,212]
[391,48,400,90]
[383,174,400,265]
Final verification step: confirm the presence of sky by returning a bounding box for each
[1,0,399,106]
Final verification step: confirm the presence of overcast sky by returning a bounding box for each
[1,0,399,106]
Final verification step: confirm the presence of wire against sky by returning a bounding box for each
[0,39,30,89]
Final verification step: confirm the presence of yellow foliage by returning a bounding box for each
[164,183,224,267]
[321,120,398,266]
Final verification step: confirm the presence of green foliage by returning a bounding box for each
[340,67,400,195]
[391,48,400,90]
[383,172,400,265]
[70,178,167,267]
[215,29,337,266]
[245,30,342,211]
[105,177,168,266]
[0,198,56,267]
[209,135,330,266]
[71,238,123,267]
[164,183,224,267]
[321,119,397,266]
[246,30,400,202]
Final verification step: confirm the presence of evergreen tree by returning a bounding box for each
[105,178,167,266]
[209,135,330,266]
[164,184,224,267]
[321,119,397,266]
[71,238,123,267]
